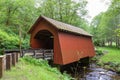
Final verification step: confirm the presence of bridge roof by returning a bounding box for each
[28,16,92,37]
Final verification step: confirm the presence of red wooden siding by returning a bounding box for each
[58,32,95,64]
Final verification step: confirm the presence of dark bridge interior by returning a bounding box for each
[34,30,54,49]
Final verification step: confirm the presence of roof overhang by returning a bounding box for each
[28,15,92,37]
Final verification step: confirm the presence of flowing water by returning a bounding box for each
[78,63,120,80]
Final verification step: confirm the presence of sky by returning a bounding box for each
[85,0,111,22]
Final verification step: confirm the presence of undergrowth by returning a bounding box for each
[0,56,72,80]
[93,46,120,74]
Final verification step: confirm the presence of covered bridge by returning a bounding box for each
[28,16,95,65]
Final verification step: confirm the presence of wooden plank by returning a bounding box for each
[4,49,20,53]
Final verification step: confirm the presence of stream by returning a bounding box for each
[78,63,120,80]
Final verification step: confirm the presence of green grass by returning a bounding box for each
[97,46,120,63]
[0,57,72,80]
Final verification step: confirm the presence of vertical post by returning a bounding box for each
[3,55,6,70]
[33,50,36,58]
[0,56,4,78]
[43,50,45,59]
[51,50,53,60]
[12,53,16,66]
[6,54,12,70]
[16,53,19,62]
[21,50,25,57]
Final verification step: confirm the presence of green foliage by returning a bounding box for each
[108,62,120,67]
[95,50,104,56]
[115,28,120,37]
[0,0,37,49]
[0,29,19,49]
[0,49,4,55]
[95,47,120,73]
[23,56,49,67]
[22,56,72,80]
[0,57,72,80]
[90,13,105,46]
[62,72,73,80]
[100,61,120,73]
[21,38,29,49]
[37,0,89,30]
[98,47,120,63]
[0,28,29,50]
[90,0,120,47]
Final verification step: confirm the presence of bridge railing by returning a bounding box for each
[22,49,53,60]
[4,49,53,60]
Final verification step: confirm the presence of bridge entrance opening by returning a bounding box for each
[35,30,54,49]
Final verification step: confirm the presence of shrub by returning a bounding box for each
[116,67,120,74]
[91,56,98,62]
[23,56,49,66]
[0,29,19,49]
[22,56,72,80]
[22,38,29,49]
[0,49,4,55]
[101,61,120,73]
[0,29,29,49]
[96,50,104,56]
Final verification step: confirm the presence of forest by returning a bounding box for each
[0,0,120,52]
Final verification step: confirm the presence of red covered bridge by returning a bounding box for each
[28,16,95,65]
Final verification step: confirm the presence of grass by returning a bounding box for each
[97,46,120,63]
[0,57,72,80]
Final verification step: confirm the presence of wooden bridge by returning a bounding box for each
[4,49,53,60]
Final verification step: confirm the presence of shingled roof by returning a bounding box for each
[28,16,92,37]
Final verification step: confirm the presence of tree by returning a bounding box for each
[90,0,120,47]
[0,0,38,49]
[37,0,88,30]
[90,13,106,46]
[0,0,37,36]
[115,28,120,36]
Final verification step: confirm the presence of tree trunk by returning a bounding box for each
[110,39,112,46]
[116,36,119,47]
[19,26,22,56]
[118,38,120,48]
[6,7,11,26]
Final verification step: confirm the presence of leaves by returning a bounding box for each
[0,0,89,50]
[0,29,19,49]
[115,28,120,37]
[37,0,88,29]
[90,0,120,47]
